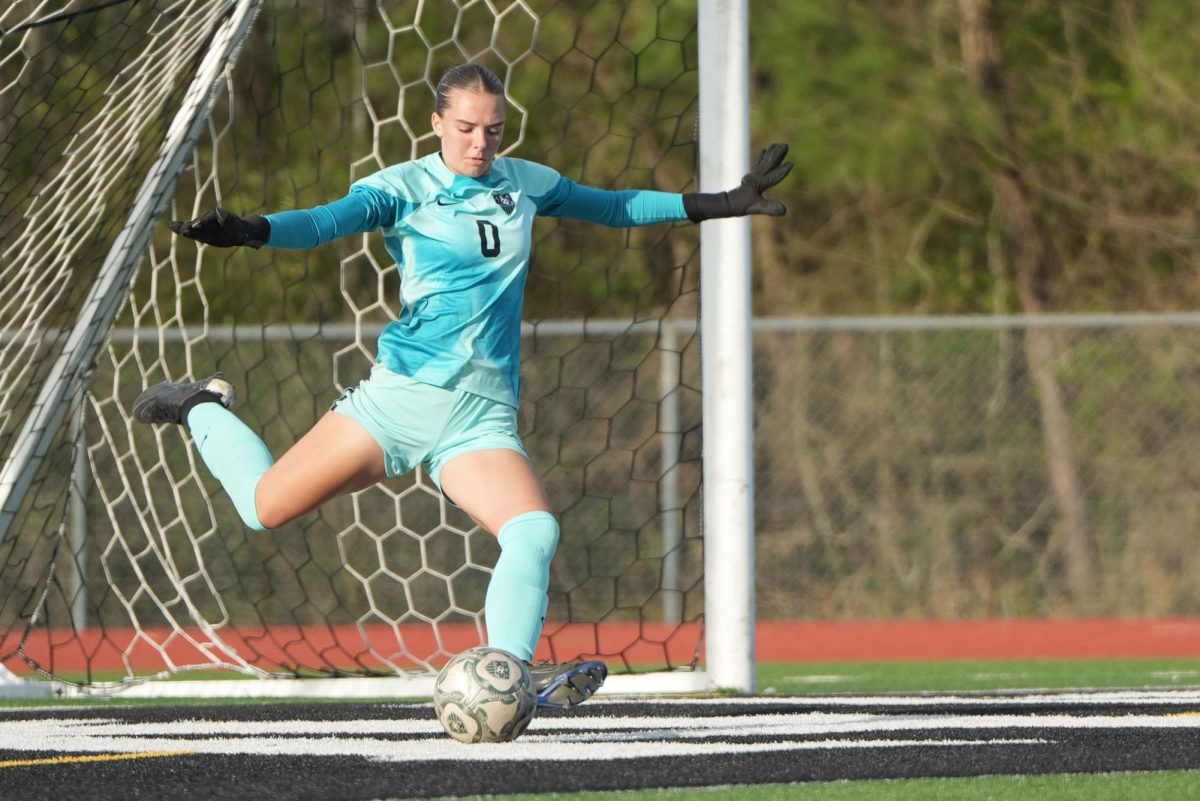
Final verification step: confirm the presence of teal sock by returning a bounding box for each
[186,402,274,530]
[485,511,559,661]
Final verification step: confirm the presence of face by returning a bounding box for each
[431,88,506,177]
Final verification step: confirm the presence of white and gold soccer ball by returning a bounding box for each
[433,647,536,743]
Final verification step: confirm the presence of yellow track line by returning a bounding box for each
[0,750,196,769]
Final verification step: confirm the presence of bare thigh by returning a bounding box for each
[437,449,551,535]
[254,410,387,529]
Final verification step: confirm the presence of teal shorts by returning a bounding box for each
[330,364,526,488]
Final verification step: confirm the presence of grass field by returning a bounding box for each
[735,659,1200,800]
[424,772,1200,801]
[4,658,1199,799]
[416,656,1200,801]
[756,658,1200,695]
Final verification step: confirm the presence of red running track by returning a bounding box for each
[5,618,1200,675]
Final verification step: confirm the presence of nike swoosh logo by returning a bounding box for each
[436,198,454,206]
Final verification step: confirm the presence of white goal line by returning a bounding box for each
[12,671,712,700]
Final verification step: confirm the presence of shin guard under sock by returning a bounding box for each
[186,402,274,530]
[484,511,559,661]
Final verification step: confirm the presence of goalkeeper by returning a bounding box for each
[138,63,791,709]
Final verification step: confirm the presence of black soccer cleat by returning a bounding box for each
[528,659,608,710]
[132,372,235,425]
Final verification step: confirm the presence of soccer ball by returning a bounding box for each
[433,647,536,743]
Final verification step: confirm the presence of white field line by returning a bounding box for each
[0,708,1197,762]
[6,711,1200,738]
[596,690,1200,707]
[0,731,1048,762]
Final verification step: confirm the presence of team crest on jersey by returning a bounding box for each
[493,192,515,215]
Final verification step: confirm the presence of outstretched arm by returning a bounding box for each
[534,143,792,227]
[533,181,687,228]
[168,186,406,249]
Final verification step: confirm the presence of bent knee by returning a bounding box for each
[253,483,293,530]
[255,500,296,531]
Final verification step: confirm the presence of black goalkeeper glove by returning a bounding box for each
[682,143,793,223]
[168,206,270,248]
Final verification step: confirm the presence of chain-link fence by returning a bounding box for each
[753,313,1200,621]
[55,312,1200,632]
[24,312,1200,651]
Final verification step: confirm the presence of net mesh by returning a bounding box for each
[1,0,704,684]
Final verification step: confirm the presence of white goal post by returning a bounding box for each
[698,0,755,694]
[0,0,756,698]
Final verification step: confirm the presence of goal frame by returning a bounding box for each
[0,0,264,541]
[697,0,756,694]
[0,0,756,699]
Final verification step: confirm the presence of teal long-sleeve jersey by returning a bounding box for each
[265,152,688,407]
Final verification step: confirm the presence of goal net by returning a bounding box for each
[0,0,706,695]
